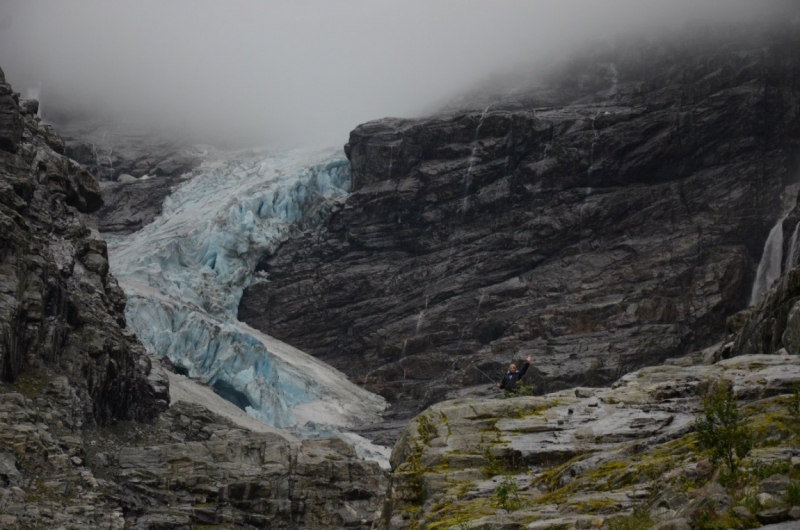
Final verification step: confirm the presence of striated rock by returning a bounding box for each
[0,360,388,529]
[94,175,187,234]
[377,353,800,530]
[731,266,800,357]
[758,507,791,525]
[374,252,800,529]
[0,66,166,425]
[760,474,791,495]
[652,520,691,530]
[54,119,203,182]
[240,29,800,425]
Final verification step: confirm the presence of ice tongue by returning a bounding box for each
[107,147,386,432]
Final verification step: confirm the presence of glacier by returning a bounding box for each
[107,147,387,432]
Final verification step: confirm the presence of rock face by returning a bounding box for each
[379,353,800,530]
[0,376,387,529]
[731,257,800,359]
[95,175,187,234]
[0,65,166,425]
[56,119,203,182]
[239,31,800,421]
[52,119,206,235]
[45,119,208,235]
[377,250,800,530]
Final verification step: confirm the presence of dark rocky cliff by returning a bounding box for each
[239,29,800,422]
[0,66,167,425]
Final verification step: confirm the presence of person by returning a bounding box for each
[497,354,532,392]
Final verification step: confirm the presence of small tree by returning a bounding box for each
[789,384,800,421]
[696,384,754,477]
[493,476,523,511]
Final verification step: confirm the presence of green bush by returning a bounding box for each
[691,507,740,530]
[493,476,523,512]
[789,384,800,421]
[786,481,800,506]
[604,507,653,530]
[505,382,536,398]
[695,385,754,477]
[751,458,791,480]
[738,492,762,516]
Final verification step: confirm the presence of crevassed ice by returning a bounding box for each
[108,148,386,431]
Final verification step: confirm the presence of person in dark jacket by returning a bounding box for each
[497,354,532,392]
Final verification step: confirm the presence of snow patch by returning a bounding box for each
[337,432,392,470]
[167,370,296,441]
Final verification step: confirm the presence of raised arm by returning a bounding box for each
[519,354,532,376]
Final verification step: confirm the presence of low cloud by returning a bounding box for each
[0,0,794,148]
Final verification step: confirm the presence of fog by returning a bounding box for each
[0,0,794,148]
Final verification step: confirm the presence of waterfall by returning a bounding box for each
[750,183,800,305]
[415,310,425,334]
[785,221,800,273]
[750,217,787,305]
[461,105,491,212]
[607,63,618,97]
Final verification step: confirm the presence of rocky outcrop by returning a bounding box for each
[0,373,387,529]
[379,352,800,530]
[239,30,800,422]
[95,175,188,234]
[0,65,166,425]
[377,245,800,530]
[45,119,207,235]
[729,255,800,359]
[55,119,203,182]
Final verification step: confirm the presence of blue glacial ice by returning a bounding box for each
[107,147,386,431]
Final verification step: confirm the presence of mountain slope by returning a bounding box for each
[239,27,800,424]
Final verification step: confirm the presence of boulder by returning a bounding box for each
[757,508,791,525]
[759,474,791,495]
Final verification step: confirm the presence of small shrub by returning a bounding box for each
[482,451,507,477]
[696,385,754,477]
[505,382,536,398]
[789,384,800,421]
[604,507,653,530]
[739,492,762,515]
[691,507,739,530]
[751,458,791,480]
[482,450,524,477]
[786,481,800,506]
[493,476,523,512]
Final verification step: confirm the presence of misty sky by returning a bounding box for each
[0,0,794,148]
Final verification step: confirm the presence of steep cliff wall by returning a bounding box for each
[239,30,800,419]
[0,66,167,426]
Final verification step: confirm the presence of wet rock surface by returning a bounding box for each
[51,118,207,235]
[0,372,388,529]
[95,175,188,235]
[240,30,800,424]
[379,353,800,530]
[373,245,800,530]
[56,119,203,182]
[0,65,165,425]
